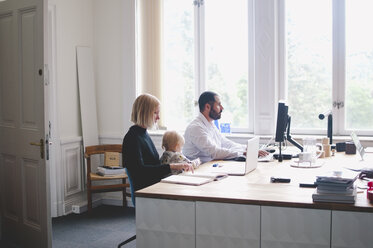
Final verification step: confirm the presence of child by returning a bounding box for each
[160,131,201,173]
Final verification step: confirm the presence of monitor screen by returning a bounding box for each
[274,101,303,154]
[275,101,289,143]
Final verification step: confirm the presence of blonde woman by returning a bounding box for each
[122,94,193,191]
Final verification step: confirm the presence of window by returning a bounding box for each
[162,0,252,131]
[137,0,373,136]
[162,0,195,131]
[283,0,373,135]
[204,0,249,130]
[345,0,373,131]
[284,0,332,131]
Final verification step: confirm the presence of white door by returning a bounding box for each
[0,0,51,247]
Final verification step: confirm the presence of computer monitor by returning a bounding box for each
[275,101,303,161]
[275,101,288,143]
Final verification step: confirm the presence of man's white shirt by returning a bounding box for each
[183,113,246,163]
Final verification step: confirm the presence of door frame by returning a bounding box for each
[46,2,63,218]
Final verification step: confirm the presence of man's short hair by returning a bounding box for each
[131,93,160,128]
[198,91,218,112]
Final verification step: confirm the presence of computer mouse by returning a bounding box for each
[265,149,276,153]
[234,156,246,162]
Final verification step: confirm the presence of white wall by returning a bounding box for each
[51,0,135,141]
[50,0,94,138]
[48,0,136,215]
[48,0,94,216]
[93,0,136,139]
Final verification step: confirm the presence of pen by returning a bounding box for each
[271,177,291,183]
[299,183,317,188]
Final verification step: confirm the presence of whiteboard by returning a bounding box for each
[77,47,99,170]
[77,46,99,147]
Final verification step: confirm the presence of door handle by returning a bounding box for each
[30,139,44,159]
[30,142,42,146]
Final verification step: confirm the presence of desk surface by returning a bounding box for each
[136,153,373,212]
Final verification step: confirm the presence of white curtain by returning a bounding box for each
[137,0,162,92]
[137,0,165,127]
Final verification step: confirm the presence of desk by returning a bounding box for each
[136,153,373,248]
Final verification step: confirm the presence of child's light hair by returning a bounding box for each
[131,93,160,128]
[162,131,185,151]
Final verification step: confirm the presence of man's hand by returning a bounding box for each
[258,150,269,157]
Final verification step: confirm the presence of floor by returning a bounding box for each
[1,205,136,248]
[52,205,136,248]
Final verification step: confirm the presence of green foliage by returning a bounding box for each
[346,81,373,129]
[206,63,248,128]
[286,7,373,131]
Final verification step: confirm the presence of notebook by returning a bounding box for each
[161,171,228,186]
[350,131,373,160]
[161,175,213,186]
[209,137,259,176]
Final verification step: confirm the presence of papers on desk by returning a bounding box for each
[161,171,228,186]
[312,169,359,204]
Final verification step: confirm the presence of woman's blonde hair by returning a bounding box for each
[162,131,185,151]
[131,93,160,128]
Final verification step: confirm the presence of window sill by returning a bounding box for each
[148,130,373,146]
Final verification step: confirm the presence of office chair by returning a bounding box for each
[117,168,136,248]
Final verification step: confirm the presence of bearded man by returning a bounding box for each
[183,91,267,163]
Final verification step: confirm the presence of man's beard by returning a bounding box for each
[209,108,222,120]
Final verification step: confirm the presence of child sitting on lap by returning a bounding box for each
[160,131,201,173]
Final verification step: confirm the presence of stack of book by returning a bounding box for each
[97,166,126,177]
[312,170,359,204]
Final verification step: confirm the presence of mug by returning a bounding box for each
[303,137,323,163]
[298,152,313,163]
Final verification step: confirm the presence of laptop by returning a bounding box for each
[209,136,259,176]
[350,131,373,160]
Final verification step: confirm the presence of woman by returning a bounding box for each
[122,93,193,191]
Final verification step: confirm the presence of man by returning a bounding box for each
[183,91,267,163]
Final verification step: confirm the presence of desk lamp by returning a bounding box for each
[319,110,334,146]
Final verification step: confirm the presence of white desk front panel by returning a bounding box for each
[136,197,196,248]
[332,210,373,248]
[261,206,331,248]
[196,201,260,248]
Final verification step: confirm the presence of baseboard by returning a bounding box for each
[68,197,133,215]
[102,198,134,208]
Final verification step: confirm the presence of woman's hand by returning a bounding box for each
[170,163,194,173]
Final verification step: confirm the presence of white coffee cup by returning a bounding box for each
[303,137,323,163]
[298,152,313,163]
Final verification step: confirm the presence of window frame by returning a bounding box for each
[278,0,373,136]
[193,0,254,133]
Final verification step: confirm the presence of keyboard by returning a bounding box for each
[258,153,274,162]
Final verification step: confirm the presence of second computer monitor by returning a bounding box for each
[275,101,289,143]
[274,101,303,160]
